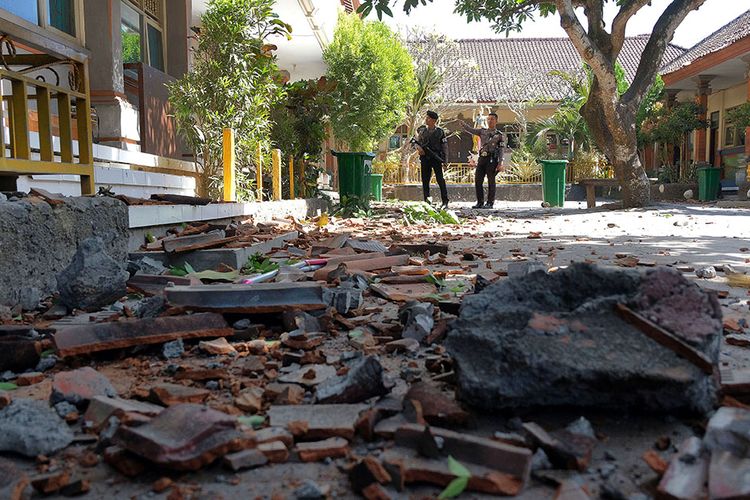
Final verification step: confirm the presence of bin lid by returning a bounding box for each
[331,150,376,158]
[539,159,568,165]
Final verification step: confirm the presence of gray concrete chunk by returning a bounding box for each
[0,399,74,457]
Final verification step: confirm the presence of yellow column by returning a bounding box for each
[272,148,282,201]
[222,128,235,202]
[256,142,263,201]
[289,157,295,200]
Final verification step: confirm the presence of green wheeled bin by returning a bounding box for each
[540,159,568,207]
[332,151,375,203]
[697,166,720,201]
[369,174,383,201]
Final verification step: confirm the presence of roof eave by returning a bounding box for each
[661,35,750,86]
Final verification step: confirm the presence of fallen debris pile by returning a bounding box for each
[0,203,747,498]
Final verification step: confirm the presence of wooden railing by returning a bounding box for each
[0,35,94,194]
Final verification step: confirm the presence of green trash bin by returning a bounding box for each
[332,151,375,202]
[540,159,568,207]
[697,166,721,201]
[369,173,383,201]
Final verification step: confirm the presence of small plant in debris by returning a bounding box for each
[425,274,466,298]
[0,382,17,391]
[333,195,373,218]
[243,254,280,274]
[402,202,459,225]
[438,455,471,499]
[238,415,265,429]
[169,262,196,277]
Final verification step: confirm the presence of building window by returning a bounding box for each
[147,23,164,71]
[121,0,166,71]
[0,0,82,40]
[121,1,142,64]
[0,0,39,24]
[724,106,747,148]
[48,0,75,36]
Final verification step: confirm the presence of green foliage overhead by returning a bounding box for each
[168,0,291,200]
[324,13,416,152]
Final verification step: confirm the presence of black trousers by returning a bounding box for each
[475,155,498,205]
[420,159,449,204]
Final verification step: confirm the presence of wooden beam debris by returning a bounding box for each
[54,313,232,357]
[615,304,714,374]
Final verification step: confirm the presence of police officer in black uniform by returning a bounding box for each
[462,112,505,208]
[414,110,449,209]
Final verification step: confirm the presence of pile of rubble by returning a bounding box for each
[0,204,748,498]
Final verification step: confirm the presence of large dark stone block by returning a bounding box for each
[446,263,721,414]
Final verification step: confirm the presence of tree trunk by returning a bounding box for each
[582,83,651,208]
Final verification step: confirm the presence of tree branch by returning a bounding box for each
[611,0,652,57]
[623,0,707,111]
[584,0,612,58]
[555,0,618,96]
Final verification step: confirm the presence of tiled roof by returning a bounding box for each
[438,36,686,103]
[661,9,750,74]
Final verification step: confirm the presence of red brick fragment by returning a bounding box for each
[223,448,268,471]
[296,437,349,462]
[362,483,392,500]
[30,470,71,494]
[643,450,668,475]
[149,383,209,406]
[152,477,173,493]
[113,403,255,471]
[16,372,44,386]
[103,446,146,478]
[258,441,289,463]
[404,382,469,427]
[51,367,116,407]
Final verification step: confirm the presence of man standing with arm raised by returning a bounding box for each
[414,110,450,209]
[461,112,504,209]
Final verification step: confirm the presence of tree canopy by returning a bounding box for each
[324,13,416,152]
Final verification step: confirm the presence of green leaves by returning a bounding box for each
[324,13,416,152]
[402,202,460,225]
[727,102,750,130]
[438,456,471,499]
[333,195,373,218]
[243,254,280,274]
[0,382,18,391]
[237,415,265,429]
[169,262,196,277]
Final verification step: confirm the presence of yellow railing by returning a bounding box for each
[0,37,94,194]
[382,161,614,185]
[383,162,544,185]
